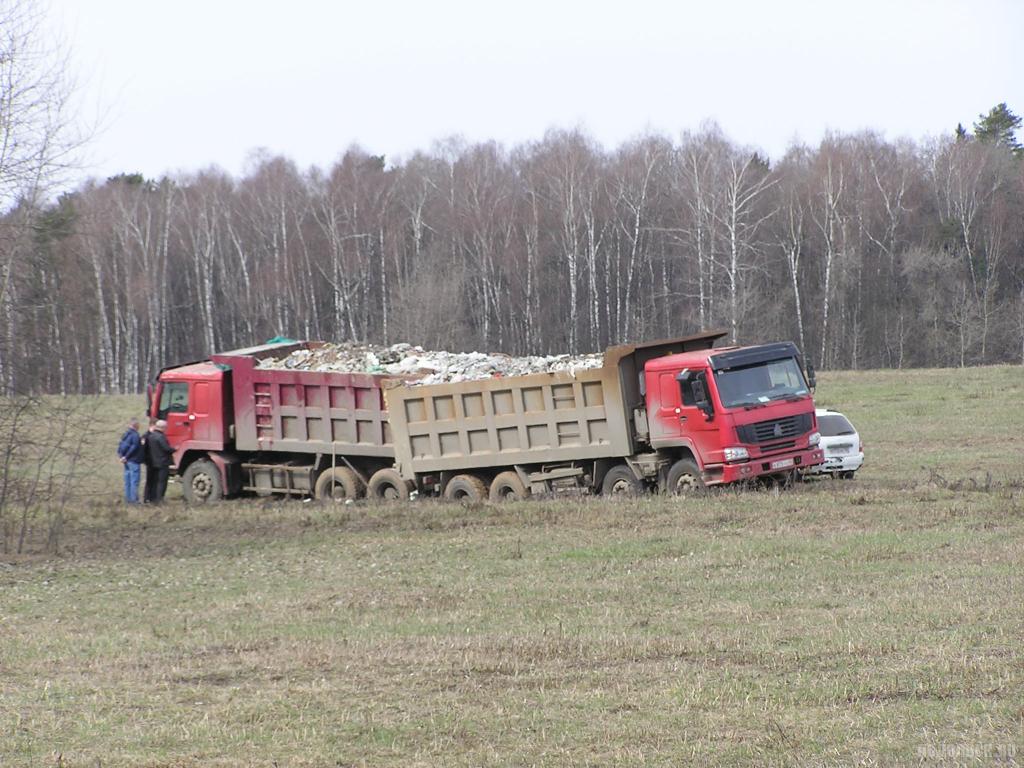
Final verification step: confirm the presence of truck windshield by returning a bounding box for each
[713,358,809,409]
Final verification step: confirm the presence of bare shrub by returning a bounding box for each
[0,395,90,553]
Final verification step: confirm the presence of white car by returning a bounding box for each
[804,408,864,479]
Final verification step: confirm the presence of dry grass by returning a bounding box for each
[1,367,1022,766]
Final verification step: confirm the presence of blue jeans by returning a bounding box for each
[123,461,141,503]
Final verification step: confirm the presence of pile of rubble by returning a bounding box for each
[257,342,604,385]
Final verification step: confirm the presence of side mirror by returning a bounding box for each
[806,363,817,391]
[146,383,154,414]
[691,379,714,420]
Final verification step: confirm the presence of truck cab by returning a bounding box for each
[151,363,230,458]
[643,342,823,486]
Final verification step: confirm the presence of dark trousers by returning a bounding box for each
[145,465,169,503]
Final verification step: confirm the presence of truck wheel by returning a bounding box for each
[315,467,364,501]
[367,468,411,501]
[444,474,488,502]
[183,459,223,504]
[601,465,643,496]
[666,458,703,495]
[489,471,529,502]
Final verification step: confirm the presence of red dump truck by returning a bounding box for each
[149,332,824,502]
[371,330,824,499]
[147,340,399,502]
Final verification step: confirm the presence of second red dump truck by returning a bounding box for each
[148,340,398,502]
[149,331,824,502]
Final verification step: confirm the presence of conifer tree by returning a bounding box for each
[973,103,1022,154]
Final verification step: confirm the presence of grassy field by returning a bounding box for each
[1,367,1022,766]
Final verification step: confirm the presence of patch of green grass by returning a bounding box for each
[1,367,1023,765]
[816,364,1023,483]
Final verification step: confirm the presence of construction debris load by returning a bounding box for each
[257,342,605,385]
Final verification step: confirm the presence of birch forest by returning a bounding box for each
[2,117,1023,395]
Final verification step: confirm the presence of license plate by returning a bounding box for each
[770,458,794,470]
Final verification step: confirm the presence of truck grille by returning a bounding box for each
[736,413,812,444]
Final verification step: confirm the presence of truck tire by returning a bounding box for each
[315,467,364,501]
[666,458,703,495]
[183,459,223,504]
[489,471,529,502]
[444,474,488,502]
[601,464,643,496]
[367,468,412,501]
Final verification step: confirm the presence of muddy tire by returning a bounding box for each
[182,459,223,504]
[666,458,703,495]
[444,474,488,502]
[315,467,364,501]
[601,464,643,496]
[367,468,412,501]
[489,471,529,502]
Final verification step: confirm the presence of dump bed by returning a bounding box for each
[211,343,396,458]
[385,331,726,478]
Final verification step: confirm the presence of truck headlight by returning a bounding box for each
[808,431,821,446]
[723,446,749,462]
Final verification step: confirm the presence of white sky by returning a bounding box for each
[49,0,1024,182]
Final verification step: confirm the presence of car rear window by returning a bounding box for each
[818,413,855,436]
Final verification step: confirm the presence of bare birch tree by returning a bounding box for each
[810,140,849,368]
[0,0,85,391]
[713,150,776,344]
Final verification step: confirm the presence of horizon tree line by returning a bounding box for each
[1,105,1022,395]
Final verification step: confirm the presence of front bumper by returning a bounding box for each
[802,452,864,475]
[706,447,825,485]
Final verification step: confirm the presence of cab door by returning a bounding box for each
[676,370,722,463]
[190,381,215,442]
[648,370,685,442]
[647,368,720,463]
[157,380,192,451]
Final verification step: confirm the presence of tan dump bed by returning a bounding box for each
[385,331,726,478]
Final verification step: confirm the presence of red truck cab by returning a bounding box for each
[644,341,823,486]
[151,362,230,463]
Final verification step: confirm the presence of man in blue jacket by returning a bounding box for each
[117,418,145,504]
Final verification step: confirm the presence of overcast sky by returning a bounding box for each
[50,0,1024,182]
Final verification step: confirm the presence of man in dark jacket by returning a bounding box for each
[145,419,173,504]
[116,418,145,503]
[142,419,157,503]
